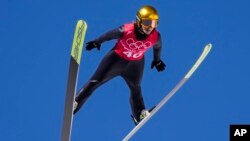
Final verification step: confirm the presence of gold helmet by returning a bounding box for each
[136,5,159,28]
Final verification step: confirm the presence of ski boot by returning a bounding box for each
[139,109,150,121]
[131,109,150,125]
[131,106,156,125]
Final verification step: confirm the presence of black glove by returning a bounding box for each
[86,41,101,51]
[151,60,166,72]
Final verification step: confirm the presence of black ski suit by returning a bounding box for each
[74,23,163,121]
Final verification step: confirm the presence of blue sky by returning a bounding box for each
[1,0,250,141]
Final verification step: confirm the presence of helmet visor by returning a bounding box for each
[141,20,158,28]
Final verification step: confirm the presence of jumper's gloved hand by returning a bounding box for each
[151,60,166,72]
[86,41,101,51]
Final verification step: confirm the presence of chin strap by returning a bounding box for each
[135,22,145,34]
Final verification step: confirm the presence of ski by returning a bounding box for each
[61,20,87,141]
[122,43,212,141]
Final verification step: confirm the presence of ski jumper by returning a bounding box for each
[74,23,163,121]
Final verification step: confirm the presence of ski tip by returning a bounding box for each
[77,19,87,27]
[205,43,212,50]
[71,19,88,64]
[207,43,212,47]
[203,43,212,54]
[184,43,213,79]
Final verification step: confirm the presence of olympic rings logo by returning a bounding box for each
[125,38,152,51]
[119,38,152,59]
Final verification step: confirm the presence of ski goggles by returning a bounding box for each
[141,20,158,28]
